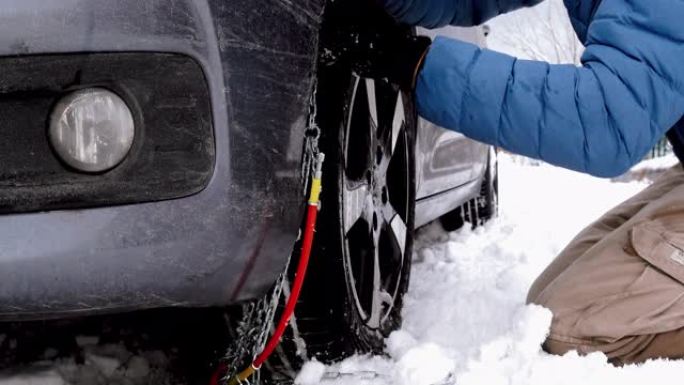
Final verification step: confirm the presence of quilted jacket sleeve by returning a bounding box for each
[381,0,543,28]
[416,0,684,177]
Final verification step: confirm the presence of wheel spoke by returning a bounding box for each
[389,214,407,256]
[368,243,382,327]
[343,182,371,233]
[375,93,405,179]
[384,124,409,222]
[391,94,405,155]
[365,78,378,130]
[345,75,373,181]
[380,202,407,256]
[368,236,393,328]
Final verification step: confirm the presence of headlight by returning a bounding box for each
[49,88,135,173]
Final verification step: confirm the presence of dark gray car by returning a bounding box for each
[0,0,495,380]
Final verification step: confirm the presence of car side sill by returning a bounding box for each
[414,178,482,228]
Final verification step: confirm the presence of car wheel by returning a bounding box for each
[259,63,416,383]
[218,3,417,383]
[336,73,416,348]
[440,149,498,232]
[477,148,499,222]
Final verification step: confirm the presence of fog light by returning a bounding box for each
[49,88,135,173]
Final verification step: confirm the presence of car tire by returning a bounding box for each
[440,149,498,232]
[259,51,417,385]
[220,5,417,383]
[261,79,416,385]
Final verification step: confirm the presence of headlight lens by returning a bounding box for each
[49,88,135,173]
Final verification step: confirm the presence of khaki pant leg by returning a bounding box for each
[544,325,684,365]
[527,165,684,303]
[528,165,684,363]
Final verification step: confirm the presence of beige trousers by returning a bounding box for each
[527,164,684,365]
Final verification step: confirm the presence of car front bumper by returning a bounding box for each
[0,0,323,319]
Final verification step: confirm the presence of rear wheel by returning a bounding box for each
[440,149,498,232]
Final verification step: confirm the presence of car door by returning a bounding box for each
[415,26,489,200]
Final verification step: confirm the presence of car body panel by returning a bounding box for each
[0,0,323,319]
[416,119,486,200]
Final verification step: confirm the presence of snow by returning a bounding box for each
[298,155,684,385]
[295,360,327,385]
[630,153,678,173]
[485,0,583,64]
[0,342,169,385]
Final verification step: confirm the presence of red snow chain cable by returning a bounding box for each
[212,153,325,385]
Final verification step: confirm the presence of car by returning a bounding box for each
[0,0,496,382]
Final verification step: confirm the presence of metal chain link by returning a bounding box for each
[224,80,321,383]
[223,252,292,380]
[301,80,321,196]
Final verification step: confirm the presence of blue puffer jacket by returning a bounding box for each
[382,0,684,177]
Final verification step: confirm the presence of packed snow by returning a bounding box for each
[0,340,170,385]
[294,154,684,385]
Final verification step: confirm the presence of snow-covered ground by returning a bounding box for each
[0,341,169,385]
[295,154,684,385]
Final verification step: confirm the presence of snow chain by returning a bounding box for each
[222,79,323,384]
[223,262,290,382]
[301,79,321,196]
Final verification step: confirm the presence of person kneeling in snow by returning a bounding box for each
[358,0,684,365]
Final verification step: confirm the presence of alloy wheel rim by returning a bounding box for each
[341,75,410,330]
